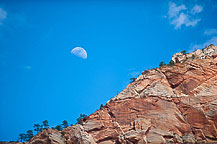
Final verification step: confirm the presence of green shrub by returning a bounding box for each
[168,60,175,66]
[159,61,166,67]
[25,130,33,141]
[76,114,88,124]
[192,54,195,60]
[181,50,187,55]
[33,124,43,133]
[61,131,65,136]
[100,104,104,109]
[18,133,25,142]
[62,120,69,129]
[55,125,63,131]
[42,120,49,129]
[208,44,214,47]
[130,78,136,83]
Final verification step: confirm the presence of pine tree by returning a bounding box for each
[130,78,136,83]
[159,61,166,67]
[55,125,63,131]
[168,60,175,66]
[34,124,42,133]
[42,120,49,129]
[100,104,104,109]
[62,120,69,129]
[25,130,33,141]
[18,133,25,142]
[181,50,187,54]
[76,114,88,124]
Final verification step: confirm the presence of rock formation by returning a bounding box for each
[2,45,217,144]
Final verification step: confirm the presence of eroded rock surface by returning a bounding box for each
[26,129,65,144]
[6,45,217,144]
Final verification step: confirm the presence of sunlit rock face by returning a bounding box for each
[172,44,217,64]
[6,45,217,144]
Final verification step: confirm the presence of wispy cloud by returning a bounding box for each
[190,36,217,51]
[128,68,140,78]
[166,2,203,29]
[191,5,203,14]
[171,12,200,29]
[189,29,217,52]
[129,71,140,78]
[204,29,217,36]
[0,8,7,25]
[168,2,186,18]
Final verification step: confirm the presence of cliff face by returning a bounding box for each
[8,45,217,144]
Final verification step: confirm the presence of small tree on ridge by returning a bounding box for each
[42,120,49,129]
[34,124,42,133]
[62,120,69,129]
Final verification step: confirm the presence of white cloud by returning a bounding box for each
[204,29,217,36]
[129,71,140,78]
[168,2,186,18]
[189,28,217,52]
[0,8,7,25]
[71,47,87,59]
[167,2,203,29]
[171,12,200,29]
[191,5,203,14]
[190,36,217,51]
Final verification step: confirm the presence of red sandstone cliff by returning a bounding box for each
[4,45,217,144]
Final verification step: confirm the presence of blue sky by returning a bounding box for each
[0,0,217,141]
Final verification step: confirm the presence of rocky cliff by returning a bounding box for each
[4,45,217,144]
